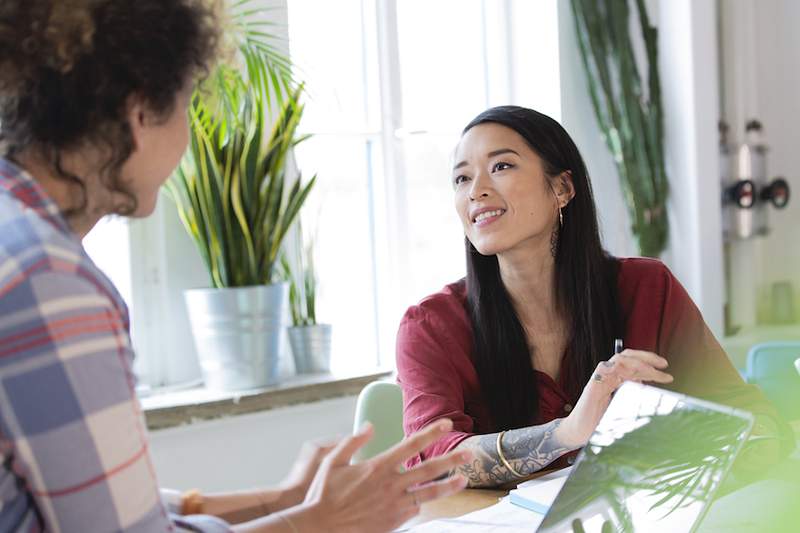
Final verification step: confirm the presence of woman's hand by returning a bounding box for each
[557,349,674,448]
[294,418,472,533]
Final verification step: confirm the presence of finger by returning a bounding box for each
[325,423,374,467]
[301,437,343,460]
[406,474,467,507]
[612,356,673,383]
[376,418,454,469]
[614,349,669,369]
[400,449,473,488]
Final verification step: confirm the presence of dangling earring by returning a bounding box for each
[551,204,561,258]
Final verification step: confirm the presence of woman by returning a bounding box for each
[0,1,469,531]
[397,105,793,488]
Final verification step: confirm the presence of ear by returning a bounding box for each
[555,171,576,207]
[126,93,151,152]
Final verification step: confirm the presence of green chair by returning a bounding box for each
[352,380,404,462]
[745,341,800,421]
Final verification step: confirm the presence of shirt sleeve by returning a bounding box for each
[655,265,796,459]
[396,305,475,468]
[0,269,231,532]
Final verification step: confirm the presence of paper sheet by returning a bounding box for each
[403,497,545,532]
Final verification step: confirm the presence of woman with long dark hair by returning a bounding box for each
[397,106,791,488]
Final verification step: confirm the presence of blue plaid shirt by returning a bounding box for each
[0,157,229,532]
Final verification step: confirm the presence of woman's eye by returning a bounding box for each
[492,161,513,172]
[453,175,469,186]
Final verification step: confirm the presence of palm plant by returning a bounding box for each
[541,406,749,531]
[570,0,669,258]
[165,0,314,288]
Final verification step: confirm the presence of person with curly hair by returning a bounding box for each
[0,1,469,531]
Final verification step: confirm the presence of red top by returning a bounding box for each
[396,257,777,468]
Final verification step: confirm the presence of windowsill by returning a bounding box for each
[142,368,394,431]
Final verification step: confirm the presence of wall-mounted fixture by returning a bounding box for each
[720,119,790,240]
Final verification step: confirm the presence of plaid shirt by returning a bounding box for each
[0,157,229,532]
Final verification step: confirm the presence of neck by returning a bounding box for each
[497,231,561,329]
[14,148,106,238]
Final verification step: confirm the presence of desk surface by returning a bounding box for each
[406,488,506,527]
[406,422,800,529]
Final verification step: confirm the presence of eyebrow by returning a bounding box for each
[452,148,520,171]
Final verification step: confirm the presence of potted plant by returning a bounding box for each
[281,234,332,374]
[165,2,315,390]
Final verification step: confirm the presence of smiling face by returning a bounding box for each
[453,122,571,256]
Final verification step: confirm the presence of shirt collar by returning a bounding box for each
[0,156,73,235]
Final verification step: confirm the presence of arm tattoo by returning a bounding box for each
[455,418,576,488]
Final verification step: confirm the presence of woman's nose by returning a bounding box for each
[469,174,491,201]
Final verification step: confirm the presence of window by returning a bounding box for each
[287,0,561,372]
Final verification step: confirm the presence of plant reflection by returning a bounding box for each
[539,386,751,532]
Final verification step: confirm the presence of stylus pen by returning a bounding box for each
[614,338,624,355]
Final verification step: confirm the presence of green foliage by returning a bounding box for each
[571,0,669,257]
[165,0,314,288]
[543,407,748,529]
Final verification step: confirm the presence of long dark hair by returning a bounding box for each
[463,106,621,430]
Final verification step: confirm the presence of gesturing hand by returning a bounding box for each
[300,418,471,533]
[277,437,340,509]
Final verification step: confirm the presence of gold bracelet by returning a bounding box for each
[496,431,524,478]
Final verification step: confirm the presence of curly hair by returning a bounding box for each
[0,0,220,217]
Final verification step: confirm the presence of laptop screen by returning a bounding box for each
[537,382,753,533]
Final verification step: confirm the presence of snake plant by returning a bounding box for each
[280,234,318,327]
[165,0,315,288]
[571,0,669,257]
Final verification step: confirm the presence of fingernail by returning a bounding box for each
[358,422,373,433]
[438,419,453,431]
[460,451,473,462]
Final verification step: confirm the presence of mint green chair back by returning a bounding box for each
[745,341,800,421]
[352,381,404,463]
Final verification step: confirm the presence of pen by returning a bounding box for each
[614,338,623,355]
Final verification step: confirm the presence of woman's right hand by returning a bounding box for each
[294,418,472,533]
[556,349,674,448]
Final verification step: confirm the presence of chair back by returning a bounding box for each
[352,380,404,462]
[746,341,800,421]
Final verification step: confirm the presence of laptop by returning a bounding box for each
[536,382,754,533]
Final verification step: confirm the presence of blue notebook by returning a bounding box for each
[509,468,571,514]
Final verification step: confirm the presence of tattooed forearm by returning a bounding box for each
[454,418,576,488]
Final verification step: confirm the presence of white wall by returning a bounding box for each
[657,0,724,336]
[149,396,357,492]
[720,0,800,330]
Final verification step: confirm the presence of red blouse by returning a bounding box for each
[396,257,780,468]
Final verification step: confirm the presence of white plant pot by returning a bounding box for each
[184,283,288,391]
[288,324,332,374]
